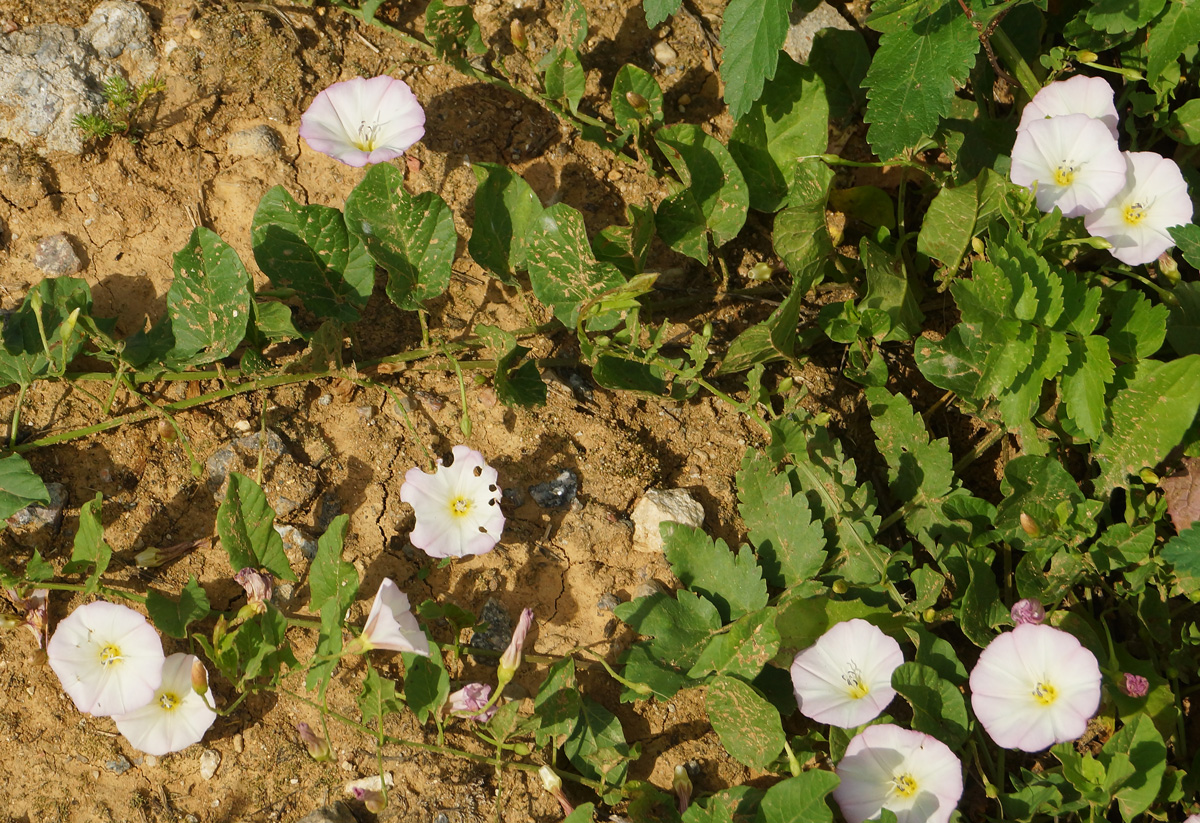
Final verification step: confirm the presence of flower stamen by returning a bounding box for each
[842,664,870,700]
[159,692,179,711]
[354,120,380,152]
[890,773,918,798]
[450,497,471,517]
[1053,164,1077,186]
[1032,680,1057,705]
[99,644,122,668]
[1122,201,1147,225]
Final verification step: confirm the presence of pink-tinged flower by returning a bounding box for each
[400,445,505,559]
[969,624,1102,751]
[673,765,693,815]
[834,724,963,823]
[445,683,496,722]
[1018,76,1119,139]
[497,607,535,686]
[1010,113,1126,218]
[5,587,48,647]
[299,75,425,167]
[1010,598,1045,626]
[789,618,904,728]
[1120,673,1149,698]
[1084,151,1194,266]
[346,578,430,656]
[297,721,332,761]
[350,786,387,813]
[539,765,575,816]
[113,654,218,755]
[47,601,165,717]
[234,568,273,611]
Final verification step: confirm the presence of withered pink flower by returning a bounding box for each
[445,683,496,722]
[497,608,534,686]
[1010,598,1045,626]
[1120,673,1149,698]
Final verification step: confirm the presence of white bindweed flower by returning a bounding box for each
[400,445,505,559]
[1010,113,1126,218]
[1018,75,1119,139]
[299,75,425,167]
[789,618,904,728]
[114,654,218,755]
[1084,151,1194,266]
[969,623,1102,752]
[347,578,430,656]
[834,724,963,823]
[47,601,164,717]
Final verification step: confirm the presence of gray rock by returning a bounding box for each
[596,592,622,612]
[529,469,578,509]
[206,429,316,518]
[469,597,514,665]
[296,803,356,823]
[205,429,287,493]
[7,482,67,529]
[783,2,855,63]
[32,233,82,275]
[501,486,525,508]
[104,755,132,774]
[80,1,154,72]
[275,523,317,560]
[631,488,705,553]
[226,124,283,159]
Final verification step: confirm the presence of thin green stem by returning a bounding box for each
[120,374,202,476]
[9,382,28,449]
[989,27,1041,101]
[34,580,148,604]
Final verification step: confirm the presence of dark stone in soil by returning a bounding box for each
[468,597,514,666]
[596,592,622,612]
[7,482,67,529]
[296,802,356,823]
[529,469,578,509]
[501,486,525,508]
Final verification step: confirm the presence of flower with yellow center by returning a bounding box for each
[47,601,164,717]
[1018,75,1120,139]
[115,654,218,755]
[1010,113,1125,218]
[1084,151,1194,266]
[834,724,963,823]
[790,619,904,728]
[400,445,506,559]
[969,624,1101,752]
[347,578,430,656]
[299,75,425,167]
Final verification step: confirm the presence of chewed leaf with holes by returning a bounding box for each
[525,203,627,330]
[166,227,251,366]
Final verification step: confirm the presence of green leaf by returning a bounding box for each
[0,277,92,387]
[305,600,345,697]
[917,176,981,271]
[773,161,834,275]
[689,607,780,680]
[891,662,969,748]
[564,696,632,786]
[655,124,750,263]
[1148,0,1200,82]
[345,163,456,311]
[1095,356,1200,493]
[404,644,450,724]
[612,65,665,129]
[543,47,586,114]
[719,0,791,122]
[753,770,839,823]
[146,576,211,639]
[251,186,374,323]
[737,451,827,587]
[1087,0,1168,34]
[216,472,296,581]
[496,344,547,407]
[859,237,923,342]
[808,28,870,118]
[1106,290,1167,361]
[705,675,784,770]
[662,523,768,622]
[62,493,111,594]
[564,804,597,823]
[559,0,588,49]
[308,515,358,615]
[359,664,403,727]
[1059,334,1114,441]
[167,227,251,365]
[0,454,49,522]
[24,550,54,583]
[525,203,627,329]
[425,0,486,60]
[1098,714,1166,822]
[863,7,979,160]
[614,591,723,699]
[729,55,829,212]
[534,657,581,747]
[469,163,544,284]
[643,0,682,27]
[1171,224,1200,269]
[1161,523,1200,594]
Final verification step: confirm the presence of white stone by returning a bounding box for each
[344,773,394,795]
[652,41,677,66]
[199,749,220,780]
[783,2,855,63]
[631,488,705,553]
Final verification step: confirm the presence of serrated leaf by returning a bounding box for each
[892,662,968,748]
[737,451,827,587]
[0,454,49,523]
[1106,290,1167,360]
[251,186,374,323]
[655,124,750,262]
[404,644,450,724]
[216,472,296,581]
[706,675,784,770]
[1098,714,1166,822]
[662,523,768,622]
[863,8,979,160]
[308,514,358,616]
[753,771,839,823]
[1060,334,1114,441]
[643,0,682,27]
[1087,0,1168,34]
[612,64,664,129]
[166,227,251,365]
[425,0,486,60]
[62,493,111,594]
[719,0,790,122]
[146,576,211,639]
[728,54,828,212]
[359,665,404,727]
[526,203,627,329]
[534,657,581,747]
[564,696,631,786]
[468,163,543,284]
[614,591,723,699]
[345,163,456,311]
[1170,224,1200,270]
[1095,356,1200,493]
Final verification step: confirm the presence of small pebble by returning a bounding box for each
[32,233,82,276]
[678,93,692,105]
[596,592,622,612]
[633,579,665,600]
[7,482,67,529]
[529,469,579,509]
[233,733,244,753]
[318,393,333,406]
[144,755,158,767]
[105,755,132,775]
[343,773,394,795]
[275,523,318,560]
[234,420,252,432]
[501,487,525,508]
[653,41,678,65]
[199,748,221,780]
[226,125,283,160]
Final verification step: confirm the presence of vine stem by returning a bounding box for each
[988,26,1042,101]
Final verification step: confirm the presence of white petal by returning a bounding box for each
[360,579,430,656]
[834,725,962,823]
[1011,115,1125,218]
[115,654,217,755]
[1085,152,1194,265]
[399,447,504,559]
[1019,76,1119,138]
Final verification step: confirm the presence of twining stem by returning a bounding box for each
[9,382,28,449]
[988,26,1041,101]
[33,580,148,604]
[120,374,202,477]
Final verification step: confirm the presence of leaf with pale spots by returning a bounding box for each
[166,227,251,365]
[525,203,627,330]
[705,675,784,770]
[216,472,296,582]
[662,523,768,623]
[655,124,749,263]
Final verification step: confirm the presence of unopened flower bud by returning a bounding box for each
[831,579,848,595]
[60,307,81,344]
[1010,598,1045,626]
[234,568,273,611]
[922,607,937,623]
[497,608,534,688]
[1120,673,1149,698]
[1158,252,1180,284]
[971,236,986,256]
[297,721,332,761]
[673,765,693,814]
[625,90,648,112]
[1076,49,1099,63]
[777,376,794,394]
[510,19,527,51]
[134,537,208,568]
[350,787,386,813]
[1019,511,1041,537]
[157,419,177,441]
[539,766,574,816]
[191,657,209,696]
[1140,468,1160,485]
